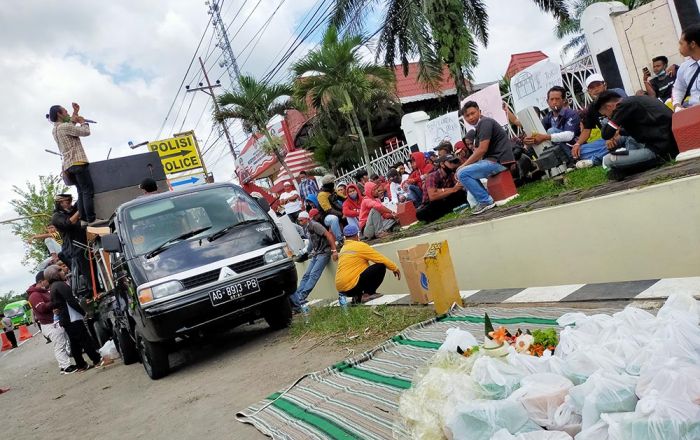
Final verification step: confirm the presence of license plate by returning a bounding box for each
[209,278,260,306]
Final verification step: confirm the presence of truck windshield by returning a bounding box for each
[4,307,22,317]
[122,186,269,256]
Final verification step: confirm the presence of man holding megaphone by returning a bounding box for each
[47,102,99,225]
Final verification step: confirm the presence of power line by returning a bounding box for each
[238,0,288,70]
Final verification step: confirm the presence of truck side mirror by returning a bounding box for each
[101,233,123,253]
[256,197,270,213]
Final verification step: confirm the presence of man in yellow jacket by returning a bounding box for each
[335,224,401,304]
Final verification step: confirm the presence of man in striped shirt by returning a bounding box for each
[48,103,97,224]
[298,170,319,203]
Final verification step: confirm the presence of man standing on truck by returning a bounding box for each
[51,194,91,293]
[45,265,102,371]
[289,210,338,312]
[27,272,76,374]
[48,103,99,224]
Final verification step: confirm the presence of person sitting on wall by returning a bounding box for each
[354,170,369,196]
[316,175,345,242]
[335,224,401,304]
[416,155,467,223]
[359,182,396,240]
[342,183,363,230]
[672,24,700,111]
[304,193,343,244]
[595,91,678,180]
[571,73,639,168]
[643,55,679,102]
[456,101,516,215]
[388,168,422,207]
[335,183,347,205]
[298,170,319,204]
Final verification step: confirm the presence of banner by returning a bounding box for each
[236,119,289,183]
[509,59,563,113]
[460,83,509,131]
[424,111,462,150]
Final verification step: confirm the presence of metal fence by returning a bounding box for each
[335,141,413,185]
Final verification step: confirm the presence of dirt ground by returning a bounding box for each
[0,300,659,439]
[0,319,375,440]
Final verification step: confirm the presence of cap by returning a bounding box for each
[433,140,453,152]
[35,271,45,283]
[297,211,310,220]
[436,154,461,164]
[585,73,605,88]
[343,224,359,237]
[250,191,264,198]
[321,174,335,185]
[308,208,320,218]
[283,181,292,187]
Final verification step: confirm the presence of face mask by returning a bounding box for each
[349,193,358,200]
[62,115,71,123]
[656,70,666,79]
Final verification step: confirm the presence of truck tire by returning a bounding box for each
[137,332,169,380]
[94,320,111,347]
[263,296,293,330]
[115,328,139,365]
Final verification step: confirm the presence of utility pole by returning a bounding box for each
[206,0,241,88]
[186,57,238,161]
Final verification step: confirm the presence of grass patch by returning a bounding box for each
[290,305,436,346]
[506,167,608,205]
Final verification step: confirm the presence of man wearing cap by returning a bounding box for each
[27,272,76,374]
[279,181,303,222]
[571,73,640,167]
[47,103,98,224]
[433,140,453,158]
[290,211,338,311]
[595,91,677,179]
[416,154,467,222]
[336,224,400,304]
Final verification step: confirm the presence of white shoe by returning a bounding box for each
[575,160,594,169]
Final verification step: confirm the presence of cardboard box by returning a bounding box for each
[422,240,463,314]
[397,243,430,304]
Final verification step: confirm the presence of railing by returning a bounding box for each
[335,141,412,185]
[560,53,596,110]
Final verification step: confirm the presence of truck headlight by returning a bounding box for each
[264,248,287,264]
[137,281,185,304]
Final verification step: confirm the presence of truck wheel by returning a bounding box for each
[94,320,111,347]
[115,328,139,365]
[263,296,293,330]
[137,332,169,380]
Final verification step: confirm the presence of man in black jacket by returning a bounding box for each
[594,91,679,179]
[51,194,91,295]
[44,265,101,371]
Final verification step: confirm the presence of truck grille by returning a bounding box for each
[180,255,267,290]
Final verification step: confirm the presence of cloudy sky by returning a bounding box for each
[0,0,564,295]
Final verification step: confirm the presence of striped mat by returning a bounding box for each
[237,305,620,440]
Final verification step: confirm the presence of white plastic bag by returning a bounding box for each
[551,396,582,437]
[439,328,479,353]
[605,391,700,440]
[490,428,572,440]
[568,370,638,430]
[99,339,120,360]
[656,293,699,323]
[559,347,625,385]
[508,373,574,429]
[471,356,526,399]
[445,399,541,440]
[507,349,553,375]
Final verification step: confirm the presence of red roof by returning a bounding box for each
[394,63,457,102]
[505,51,548,79]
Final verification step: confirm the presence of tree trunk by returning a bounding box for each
[263,130,300,193]
[450,62,471,103]
[343,90,372,175]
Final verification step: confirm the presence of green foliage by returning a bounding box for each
[504,167,608,206]
[9,175,67,268]
[0,292,25,312]
[289,304,436,345]
[532,328,559,348]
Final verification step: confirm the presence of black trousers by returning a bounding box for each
[65,321,101,368]
[66,164,96,222]
[416,191,467,223]
[342,264,387,299]
[4,330,17,348]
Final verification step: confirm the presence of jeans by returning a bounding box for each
[65,164,96,222]
[346,216,359,230]
[579,139,610,165]
[340,264,387,300]
[290,253,331,308]
[602,137,658,171]
[4,329,17,348]
[456,160,506,205]
[64,320,101,368]
[406,184,423,206]
[323,215,342,242]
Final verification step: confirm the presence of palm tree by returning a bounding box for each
[217,75,297,186]
[332,0,569,100]
[292,26,397,174]
[556,0,651,59]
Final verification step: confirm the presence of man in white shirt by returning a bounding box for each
[672,24,700,111]
[279,181,303,222]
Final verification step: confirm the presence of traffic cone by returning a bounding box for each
[1,333,12,351]
[18,325,32,342]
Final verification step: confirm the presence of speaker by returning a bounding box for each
[88,152,168,219]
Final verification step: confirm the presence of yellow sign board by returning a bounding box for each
[148,134,203,174]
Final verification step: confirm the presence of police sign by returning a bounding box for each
[148,134,203,174]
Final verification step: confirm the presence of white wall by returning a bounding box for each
[301,175,700,300]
